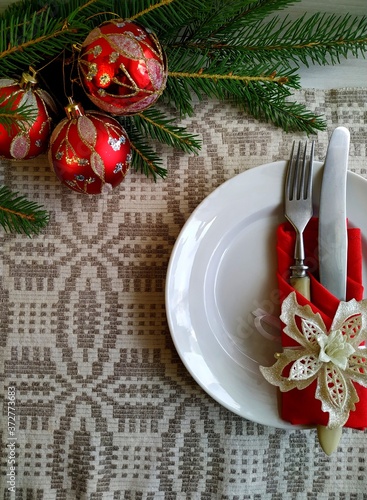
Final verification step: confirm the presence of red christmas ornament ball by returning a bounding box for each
[78,19,167,115]
[48,101,131,195]
[0,72,55,160]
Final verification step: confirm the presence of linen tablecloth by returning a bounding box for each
[1,88,367,499]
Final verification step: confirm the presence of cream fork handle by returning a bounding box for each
[291,276,341,455]
[290,275,310,298]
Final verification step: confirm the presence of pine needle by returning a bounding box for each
[121,117,168,180]
[132,108,201,154]
[0,0,365,186]
[0,93,39,133]
[0,185,49,236]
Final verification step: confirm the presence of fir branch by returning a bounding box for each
[0,0,110,76]
[132,108,201,154]
[0,93,38,132]
[111,0,206,42]
[54,0,112,20]
[122,119,167,180]
[175,0,257,43]
[130,142,167,181]
[167,0,300,47]
[0,185,49,236]
[168,70,290,85]
[204,0,300,37]
[128,0,175,22]
[0,13,82,75]
[165,50,301,119]
[0,0,365,158]
[200,13,367,69]
[271,13,367,67]
[238,88,327,133]
[164,76,195,117]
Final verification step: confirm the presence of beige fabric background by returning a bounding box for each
[1,88,367,499]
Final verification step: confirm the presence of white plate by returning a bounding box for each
[165,161,367,429]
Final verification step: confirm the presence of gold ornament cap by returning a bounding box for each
[65,98,85,119]
[19,69,38,90]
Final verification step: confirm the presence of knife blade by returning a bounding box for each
[317,126,350,455]
[318,127,350,300]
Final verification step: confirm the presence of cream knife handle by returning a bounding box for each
[291,276,341,455]
[317,425,342,456]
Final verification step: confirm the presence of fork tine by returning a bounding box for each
[306,141,315,199]
[299,141,308,199]
[285,141,296,201]
[295,141,304,201]
[286,141,305,202]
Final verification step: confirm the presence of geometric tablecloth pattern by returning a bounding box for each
[1,88,367,499]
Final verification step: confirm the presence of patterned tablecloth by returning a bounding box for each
[1,88,367,499]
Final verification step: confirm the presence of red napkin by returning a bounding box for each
[277,217,367,428]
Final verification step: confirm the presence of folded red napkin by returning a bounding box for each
[277,217,367,428]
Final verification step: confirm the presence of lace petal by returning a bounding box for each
[331,299,367,348]
[260,348,317,392]
[301,318,325,346]
[346,352,367,387]
[288,354,322,381]
[280,292,325,349]
[316,365,359,428]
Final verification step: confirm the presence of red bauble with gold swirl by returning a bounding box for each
[78,19,167,115]
[48,100,131,195]
[0,71,55,160]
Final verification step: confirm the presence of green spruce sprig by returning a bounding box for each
[0,89,49,236]
[0,92,38,132]
[0,0,111,74]
[121,120,167,180]
[0,185,49,236]
[0,0,366,182]
[117,107,202,179]
[129,108,202,155]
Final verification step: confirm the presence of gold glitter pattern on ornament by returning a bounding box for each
[109,52,119,63]
[87,63,98,80]
[113,163,123,174]
[259,292,367,428]
[99,73,111,86]
[92,45,102,57]
[78,19,168,115]
[10,134,30,159]
[0,78,15,88]
[0,75,55,160]
[108,35,143,58]
[108,136,126,151]
[77,158,89,166]
[90,152,105,182]
[82,28,102,47]
[49,109,131,195]
[66,155,78,165]
[77,116,97,147]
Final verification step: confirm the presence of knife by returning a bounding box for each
[317,126,350,455]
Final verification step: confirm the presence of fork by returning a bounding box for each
[284,141,315,297]
[284,141,340,454]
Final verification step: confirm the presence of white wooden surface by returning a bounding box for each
[0,0,366,88]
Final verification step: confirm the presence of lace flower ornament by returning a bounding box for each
[260,292,367,428]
